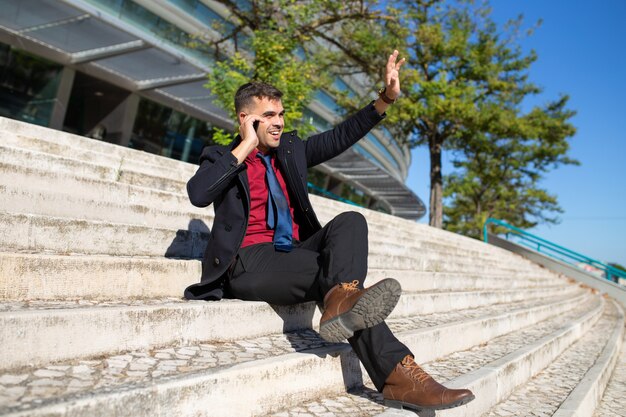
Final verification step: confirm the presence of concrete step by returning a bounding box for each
[0,285,582,370]
[367,251,547,275]
[593,334,626,416]
[0,211,208,259]
[0,117,193,174]
[476,300,624,417]
[0,142,189,195]
[0,292,599,417]
[271,294,609,417]
[0,164,214,231]
[0,252,199,301]
[313,203,550,273]
[1,131,196,181]
[387,291,596,369]
[269,386,387,416]
[552,302,624,417]
[0,135,557,272]
[0,118,545,270]
[0,327,357,417]
[371,297,612,417]
[369,237,541,268]
[0,212,550,280]
[0,144,560,277]
[0,251,566,301]
[376,269,567,292]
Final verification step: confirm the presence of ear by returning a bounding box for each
[238,111,247,125]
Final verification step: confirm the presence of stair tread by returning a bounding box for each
[0,122,196,172]
[0,286,575,315]
[483,301,620,417]
[269,387,386,417]
[0,211,552,272]
[0,328,342,414]
[0,293,598,415]
[264,295,602,417]
[594,336,626,416]
[420,296,602,382]
[1,121,622,417]
[387,290,585,333]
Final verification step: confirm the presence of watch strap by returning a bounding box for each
[378,87,396,104]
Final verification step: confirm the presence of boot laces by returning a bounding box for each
[340,280,360,292]
[401,356,431,384]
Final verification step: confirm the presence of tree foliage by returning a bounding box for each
[324,0,574,231]
[443,96,578,238]
[352,0,578,231]
[203,0,385,144]
[198,0,578,237]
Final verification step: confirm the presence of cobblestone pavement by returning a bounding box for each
[265,297,601,417]
[0,292,591,414]
[484,302,619,417]
[269,387,386,417]
[594,332,626,417]
[419,297,600,382]
[386,291,586,334]
[0,329,331,413]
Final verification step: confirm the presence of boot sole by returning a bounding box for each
[384,394,475,411]
[319,278,401,343]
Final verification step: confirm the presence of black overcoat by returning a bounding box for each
[184,102,385,300]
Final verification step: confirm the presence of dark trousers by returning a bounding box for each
[225,211,412,391]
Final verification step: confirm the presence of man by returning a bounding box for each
[184,50,474,412]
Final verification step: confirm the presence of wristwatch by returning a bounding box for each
[378,87,396,104]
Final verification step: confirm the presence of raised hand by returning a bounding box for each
[384,50,405,101]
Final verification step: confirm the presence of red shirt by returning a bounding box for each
[241,151,300,248]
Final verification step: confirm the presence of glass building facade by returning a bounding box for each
[0,0,425,219]
[0,44,63,127]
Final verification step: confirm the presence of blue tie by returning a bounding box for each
[258,153,293,252]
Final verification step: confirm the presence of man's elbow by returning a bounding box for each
[187,181,210,208]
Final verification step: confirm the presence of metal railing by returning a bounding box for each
[483,218,626,283]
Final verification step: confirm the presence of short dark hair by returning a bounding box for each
[234,82,283,113]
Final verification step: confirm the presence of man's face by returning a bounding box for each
[240,97,285,153]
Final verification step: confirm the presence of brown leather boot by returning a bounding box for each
[319,278,401,343]
[383,355,475,411]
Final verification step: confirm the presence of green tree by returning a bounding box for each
[203,0,386,144]
[367,0,578,229]
[198,0,578,235]
[443,96,577,238]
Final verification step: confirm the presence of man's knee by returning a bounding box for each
[335,211,367,230]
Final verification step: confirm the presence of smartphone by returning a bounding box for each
[253,120,259,131]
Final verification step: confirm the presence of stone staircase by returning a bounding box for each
[0,117,623,417]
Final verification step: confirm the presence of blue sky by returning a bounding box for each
[404,0,626,266]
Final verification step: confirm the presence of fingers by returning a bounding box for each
[386,50,405,80]
[387,50,406,69]
[242,114,261,128]
[387,50,399,72]
[395,57,406,71]
[239,113,261,141]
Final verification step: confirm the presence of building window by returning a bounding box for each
[130,98,216,163]
[0,43,62,127]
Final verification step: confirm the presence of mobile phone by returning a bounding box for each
[253,120,259,131]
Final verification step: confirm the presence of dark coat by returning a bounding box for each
[184,102,385,300]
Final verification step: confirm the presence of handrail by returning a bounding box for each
[483,218,626,283]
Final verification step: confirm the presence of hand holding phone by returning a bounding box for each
[239,113,262,147]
